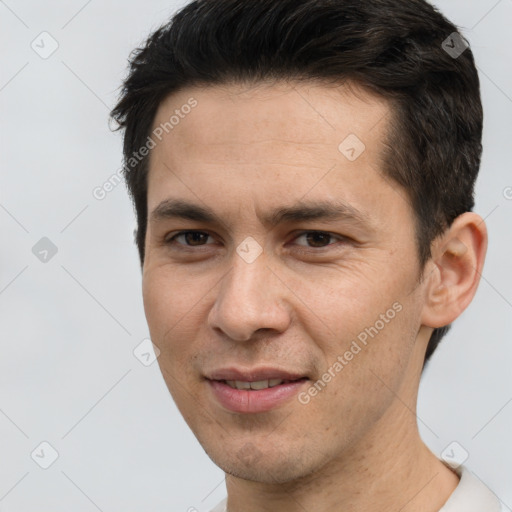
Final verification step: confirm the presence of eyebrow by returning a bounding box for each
[150,198,373,230]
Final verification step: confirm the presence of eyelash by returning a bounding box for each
[164,230,347,253]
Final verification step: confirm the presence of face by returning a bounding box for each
[142,81,430,484]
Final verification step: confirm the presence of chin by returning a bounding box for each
[203,440,320,484]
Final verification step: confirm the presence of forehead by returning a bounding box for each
[151,80,391,161]
[145,80,407,233]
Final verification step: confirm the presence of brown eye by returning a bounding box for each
[293,231,343,249]
[166,231,214,247]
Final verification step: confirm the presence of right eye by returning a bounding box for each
[165,230,216,248]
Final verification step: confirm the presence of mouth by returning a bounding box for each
[205,368,310,413]
[220,377,308,390]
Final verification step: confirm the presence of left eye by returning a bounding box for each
[293,231,344,248]
[166,230,342,249]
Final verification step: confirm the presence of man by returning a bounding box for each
[111,0,502,510]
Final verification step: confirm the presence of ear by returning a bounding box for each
[421,212,488,329]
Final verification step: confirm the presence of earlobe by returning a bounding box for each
[421,212,488,329]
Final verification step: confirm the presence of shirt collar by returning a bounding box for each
[438,463,502,512]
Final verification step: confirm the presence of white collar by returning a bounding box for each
[438,464,502,511]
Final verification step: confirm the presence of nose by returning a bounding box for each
[207,248,292,342]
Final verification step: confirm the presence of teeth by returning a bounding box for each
[250,380,272,390]
[225,379,286,390]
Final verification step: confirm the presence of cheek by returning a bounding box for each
[142,268,195,357]
[142,271,205,413]
[305,269,419,391]
[299,266,399,342]
[142,272,167,339]
[300,304,418,445]
[142,266,221,390]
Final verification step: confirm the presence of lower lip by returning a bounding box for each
[207,379,308,413]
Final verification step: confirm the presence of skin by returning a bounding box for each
[142,80,487,512]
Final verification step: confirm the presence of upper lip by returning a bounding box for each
[206,367,308,382]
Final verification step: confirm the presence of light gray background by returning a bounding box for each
[0,0,510,510]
